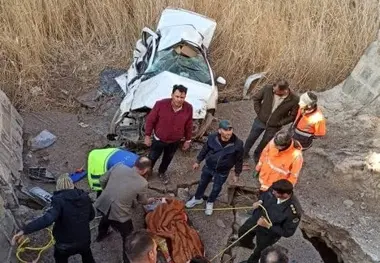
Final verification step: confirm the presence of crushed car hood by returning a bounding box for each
[120,71,213,119]
[157,7,217,49]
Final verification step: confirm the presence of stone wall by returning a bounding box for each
[342,31,380,107]
[0,89,24,262]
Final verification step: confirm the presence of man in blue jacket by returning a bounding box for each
[12,174,95,263]
[186,120,244,215]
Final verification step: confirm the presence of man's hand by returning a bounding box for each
[144,136,152,147]
[232,174,239,184]
[192,162,200,170]
[12,231,25,246]
[257,216,271,229]
[252,200,263,210]
[182,141,191,151]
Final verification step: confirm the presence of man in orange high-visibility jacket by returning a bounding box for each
[255,130,303,192]
[291,92,326,150]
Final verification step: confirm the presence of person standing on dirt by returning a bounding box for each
[12,174,96,263]
[144,84,193,184]
[238,179,301,263]
[94,157,155,263]
[125,230,157,263]
[243,79,299,163]
[253,130,303,192]
[87,147,140,197]
[185,120,244,215]
[289,92,326,150]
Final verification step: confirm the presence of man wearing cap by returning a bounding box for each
[290,91,326,150]
[185,120,244,215]
[12,174,96,263]
[253,130,303,192]
[238,179,302,263]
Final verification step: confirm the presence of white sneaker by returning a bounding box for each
[205,202,214,216]
[185,197,204,208]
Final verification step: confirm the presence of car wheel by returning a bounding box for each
[193,112,215,139]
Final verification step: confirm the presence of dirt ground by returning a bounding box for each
[17,83,380,263]
[17,93,320,263]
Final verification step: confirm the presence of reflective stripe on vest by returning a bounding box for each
[87,148,118,191]
[265,153,301,178]
[295,128,313,138]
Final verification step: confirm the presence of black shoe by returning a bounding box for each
[159,173,169,185]
[95,231,112,242]
[238,241,256,250]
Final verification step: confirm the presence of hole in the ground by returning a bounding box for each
[301,230,344,263]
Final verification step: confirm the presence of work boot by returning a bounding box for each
[95,230,112,242]
[205,202,214,216]
[159,173,169,185]
[238,241,256,250]
[185,196,203,208]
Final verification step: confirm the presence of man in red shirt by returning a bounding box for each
[144,85,193,184]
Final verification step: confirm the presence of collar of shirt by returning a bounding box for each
[277,197,290,204]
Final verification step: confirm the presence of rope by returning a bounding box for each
[16,228,55,263]
[209,204,272,262]
[186,206,254,211]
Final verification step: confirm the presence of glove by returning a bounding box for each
[252,170,259,178]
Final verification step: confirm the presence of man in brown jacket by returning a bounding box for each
[243,80,299,163]
[94,156,154,263]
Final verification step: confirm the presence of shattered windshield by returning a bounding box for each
[142,48,212,85]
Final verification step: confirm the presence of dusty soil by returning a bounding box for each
[17,83,380,263]
[16,92,326,263]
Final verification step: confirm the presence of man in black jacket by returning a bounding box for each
[238,179,301,263]
[12,174,95,263]
[186,120,244,215]
[244,80,299,163]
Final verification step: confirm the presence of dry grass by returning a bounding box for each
[0,0,379,110]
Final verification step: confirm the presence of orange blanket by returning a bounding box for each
[146,198,204,263]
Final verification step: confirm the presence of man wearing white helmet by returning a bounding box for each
[290,92,326,150]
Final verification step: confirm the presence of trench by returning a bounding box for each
[301,230,343,263]
[220,187,346,263]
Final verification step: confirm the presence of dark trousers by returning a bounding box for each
[54,244,95,263]
[148,138,180,174]
[243,118,280,163]
[238,217,280,263]
[292,132,313,150]
[98,215,134,263]
[194,166,229,203]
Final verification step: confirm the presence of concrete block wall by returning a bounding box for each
[342,31,380,103]
[0,89,23,185]
[0,90,23,262]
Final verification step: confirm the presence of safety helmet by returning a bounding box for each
[299,92,317,109]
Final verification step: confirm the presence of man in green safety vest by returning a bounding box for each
[87,147,140,197]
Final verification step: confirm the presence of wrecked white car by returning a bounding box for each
[108,7,227,143]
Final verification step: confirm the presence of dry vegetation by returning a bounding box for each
[0,0,379,110]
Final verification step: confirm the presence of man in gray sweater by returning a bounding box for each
[94,156,154,263]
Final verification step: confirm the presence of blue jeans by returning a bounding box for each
[194,166,229,203]
[244,118,280,162]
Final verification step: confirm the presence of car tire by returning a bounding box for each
[193,112,214,139]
